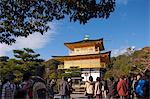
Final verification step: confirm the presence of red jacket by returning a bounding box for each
[117,80,128,96]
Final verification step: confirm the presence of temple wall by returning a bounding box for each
[81,72,100,81]
[64,59,105,69]
[69,46,100,55]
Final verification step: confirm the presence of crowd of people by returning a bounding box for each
[84,75,149,99]
[0,65,74,99]
[0,66,54,99]
[0,66,149,99]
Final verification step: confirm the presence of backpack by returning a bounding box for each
[101,80,107,90]
[108,81,117,96]
[15,77,46,99]
[32,77,47,99]
[15,81,32,98]
[135,79,146,97]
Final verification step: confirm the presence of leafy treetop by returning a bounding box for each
[105,46,150,79]
[13,48,44,62]
[0,0,115,45]
[0,48,44,81]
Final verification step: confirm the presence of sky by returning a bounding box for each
[0,0,149,60]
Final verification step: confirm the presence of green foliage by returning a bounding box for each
[0,0,115,45]
[0,48,44,81]
[0,58,17,79]
[45,59,60,68]
[105,54,132,78]
[57,70,64,79]
[44,59,81,79]
[13,48,43,62]
[44,59,60,79]
[0,56,9,62]
[63,67,81,78]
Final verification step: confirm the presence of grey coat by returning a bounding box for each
[59,80,69,96]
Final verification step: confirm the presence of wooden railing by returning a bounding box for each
[58,64,64,69]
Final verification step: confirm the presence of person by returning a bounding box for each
[94,77,102,99]
[107,76,117,99]
[68,78,73,99]
[16,72,32,99]
[125,76,131,99]
[135,75,148,99]
[0,80,2,99]
[32,65,49,99]
[1,75,16,99]
[117,75,128,99]
[144,75,149,99]
[131,76,137,99]
[60,77,70,99]
[85,76,94,99]
[47,79,56,99]
[68,78,72,90]
[101,77,108,98]
[145,75,150,99]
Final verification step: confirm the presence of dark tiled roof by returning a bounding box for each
[64,38,103,45]
[64,38,105,51]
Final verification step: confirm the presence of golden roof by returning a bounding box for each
[100,51,111,63]
[52,51,111,62]
[64,38,104,51]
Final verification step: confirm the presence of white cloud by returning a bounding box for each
[111,46,136,57]
[117,0,128,5]
[111,47,127,57]
[0,23,56,56]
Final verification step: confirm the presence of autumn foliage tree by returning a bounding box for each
[105,47,150,79]
[131,47,150,75]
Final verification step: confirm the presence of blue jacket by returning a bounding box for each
[135,79,145,97]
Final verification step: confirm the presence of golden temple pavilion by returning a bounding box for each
[52,36,111,81]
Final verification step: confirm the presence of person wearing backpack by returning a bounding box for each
[32,66,49,99]
[1,75,16,99]
[101,77,108,98]
[85,76,94,99]
[59,77,70,99]
[107,76,118,99]
[135,75,149,99]
[117,75,128,99]
[47,79,56,99]
[94,77,102,99]
[15,72,32,99]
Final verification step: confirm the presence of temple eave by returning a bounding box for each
[64,39,105,51]
[52,51,111,62]
[53,56,101,61]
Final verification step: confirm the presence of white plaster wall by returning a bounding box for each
[81,72,100,81]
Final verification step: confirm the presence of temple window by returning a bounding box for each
[95,47,99,51]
